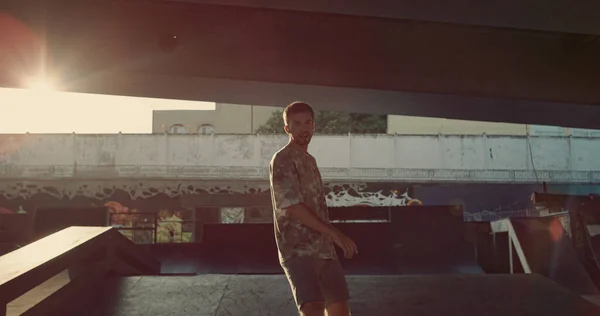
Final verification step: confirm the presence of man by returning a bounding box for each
[269,101,358,316]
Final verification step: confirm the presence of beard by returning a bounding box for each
[292,134,312,146]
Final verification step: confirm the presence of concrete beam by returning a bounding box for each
[174,0,600,35]
[52,73,600,129]
[2,1,600,128]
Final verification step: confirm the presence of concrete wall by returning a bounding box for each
[387,115,529,135]
[152,104,280,134]
[215,104,280,134]
[153,106,599,137]
[387,115,600,137]
[1,134,599,183]
[152,110,216,134]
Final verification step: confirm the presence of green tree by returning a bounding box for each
[256,110,387,134]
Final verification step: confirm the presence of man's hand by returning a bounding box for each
[284,203,359,259]
[331,229,358,259]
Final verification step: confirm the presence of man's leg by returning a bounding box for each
[319,257,351,316]
[281,256,327,316]
[325,302,350,316]
[300,302,326,316]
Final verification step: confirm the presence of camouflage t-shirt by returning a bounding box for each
[269,145,336,263]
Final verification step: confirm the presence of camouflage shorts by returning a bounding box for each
[280,256,350,310]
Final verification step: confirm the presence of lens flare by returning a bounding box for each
[25,77,56,92]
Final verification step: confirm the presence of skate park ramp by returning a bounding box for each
[145,206,483,275]
[6,223,600,315]
[490,215,600,296]
[581,209,600,285]
[1,226,161,316]
[389,206,484,274]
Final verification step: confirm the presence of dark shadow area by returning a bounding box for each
[508,216,598,295]
[0,214,31,255]
[33,207,108,240]
[144,206,482,275]
[389,206,483,274]
[53,276,131,316]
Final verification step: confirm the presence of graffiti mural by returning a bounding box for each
[156,209,193,243]
[2,177,596,234]
[324,183,422,207]
[105,200,193,244]
[0,179,426,209]
[0,179,271,201]
[220,207,245,223]
[411,183,600,221]
[413,183,536,222]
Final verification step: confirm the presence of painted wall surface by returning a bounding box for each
[387,115,600,137]
[152,104,280,134]
[0,179,419,209]
[415,183,600,221]
[0,177,596,226]
[1,134,600,183]
[152,109,216,134]
[387,115,529,135]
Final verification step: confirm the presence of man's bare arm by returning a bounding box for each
[285,203,337,237]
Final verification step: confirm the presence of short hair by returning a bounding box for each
[283,101,314,126]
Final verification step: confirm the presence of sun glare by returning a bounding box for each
[0,86,215,134]
[25,77,56,92]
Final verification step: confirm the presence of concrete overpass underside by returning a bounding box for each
[2,0,600,128]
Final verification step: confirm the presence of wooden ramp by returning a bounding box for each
[490,216,599,296]
[581,209,600,285]
[62,274,600,316]
[0,226,161,316]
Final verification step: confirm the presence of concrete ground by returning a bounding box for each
[47,273,600,316]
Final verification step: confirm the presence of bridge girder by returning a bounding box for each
[1,0,600,128]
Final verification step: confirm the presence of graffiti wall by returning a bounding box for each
[413,183,600,221]
[0,178,598,243]
[0,179,422,211]
[0,179,421,243]
[104,201,194,244]
[0,179,269,201]
[324,183,421,207]
[0,179,597,215]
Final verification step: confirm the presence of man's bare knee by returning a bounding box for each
[300,301,326,316]
[325,300,351,316]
